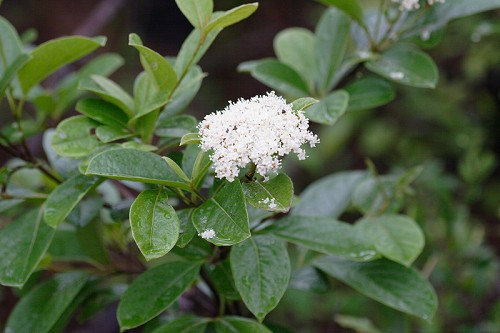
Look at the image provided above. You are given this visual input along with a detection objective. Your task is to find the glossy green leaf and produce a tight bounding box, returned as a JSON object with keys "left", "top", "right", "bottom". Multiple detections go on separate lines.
{"left": 245, "top": 59, "right": 309, "bottom": 97}
{"left": 155, "top": 115, "right": 198, "bottom": 138}
{"left": 76, "top": 98, "right": 129, "bottom": 127}
{"left": 182, "top": 144, "right": 211, "bottom": 188}
{"left": 180, "top": 132, "right": 201, "bottom": 145}
{"left": 0, "top": 208, "right": 55, "bottom": 287}
{"left": 117, "top": 261, "right": 201, "bottom": 330}
{"left": 205, "top": 3, "right": 258, "bottom": 32}
{"left": 162, "top": 65, "right": 205, "bottom": 115}
{"left": 18, "top": 36, "right": 105, "bottom": 94}
{"left": 172, "top": 236, "right": 212, "bottom": 260}
{"left": 130, "top": 188, "right": 180, "bottom": 260}
{"left": 345, "top": 76, "right": 395, "bottom": 111}
{"left": 352, "top": 175, "right": 403, "bottom": 215}
{"left": 274, "top": 28, "right": 316, "bottom": 87}
{"left": 313, "top": 257, "right": 438, "bottom": 321}
{"left": 85, "top": 148, "right": 190, "bottom": 189}
{"left": 305, "top": 90, "right": 349, "bottom": 125}
{"left": 192, "top": 180, "right": 250, "bottom": 246}
{"left": 5, "top": 272, "right": 88, "bottom": 333}
{"left": 293, "top": 170, "right": 366, "bottom": 218}
{"left": 291, "top": 97, "right": 319, "bottom": 111}
{"left": 0, "top": 53, "right": 30, "bottom": 99}
{"left": 176, "top": 209, "right": 197, "bottom": 248}
{"left": 95, "top": 125, "right": 133, "bottom": 143}
{"left": 316, "top": 0, "right": 364, "bottom": 24}
{"left": 215, "top": 316, "right": 272, "bottom": 333}
{"left": 175, "top": 28, "right": 220, "bottom": 76}
{"left": 270, "top": 216, "right": 377, "bottom": 261}
{"left": 315, "top": 8, "right": 350, "bottom": 91}
{"left": 132, "top": 72, "right": 170, "bottom": 122}
{"left": 129, "top": 33, "right": 177, "bottom": 92}
{"left": 153, "top": 315, "right": 208, "bottom": 333}
{"left": 51, "top": 115, "right": 102, "bottom": 158}
{"left": 163, "top": 156, "right": 191, "bottom": 182}
{"left": 44, "top": 174, "right": 102, "bottom": 228}
{"left": 365, "top": 47, "right": 438, "bottom": 88}
{"left": 206, "top": 259, "right": 240, "bottom": 300}
{"left": 357, "top": 215, "right": 425, "bottom": 266}
{"left": 242, "top": 173, "right": 293, "bottom": 212}
{"left": 231, "top": 235, "right": 290, "bottom": 322}
{"left": 175, "top": 0, "right": 213, "bottom": 28}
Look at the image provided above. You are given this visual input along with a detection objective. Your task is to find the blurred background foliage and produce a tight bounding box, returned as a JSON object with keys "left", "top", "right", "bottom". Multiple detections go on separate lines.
{"left": 0, "top": 0, "right": 499, "bottom": 332}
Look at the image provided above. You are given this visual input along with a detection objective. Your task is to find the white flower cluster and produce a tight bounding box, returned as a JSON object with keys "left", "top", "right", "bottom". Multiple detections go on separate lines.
{"left": 199, "top": 229, "right": 216, "bottom": 240}
{"left": 198, "top": 92, "right": 318, "bottom": 182}
{"left": 392, "top": 0, "right": 445, "bottom": 11}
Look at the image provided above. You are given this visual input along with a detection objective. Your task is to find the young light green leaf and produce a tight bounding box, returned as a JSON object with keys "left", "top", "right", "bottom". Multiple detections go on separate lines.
{"left": 0, "top": 208, "right": 55, "bottom": 287}
{"left": 0, "top": 53, "right": 30, "bottom": 99}
{"left": 305, "top": 90, "right": 349, "bottom": 126}
{"left": 231, "top": 234, "right": 290, "bottom": 322}
{"left": 130, "top": 188, "right": 180, "bottom": 261}
{"left": 44, "top": 174, "right": 102, "bottom": 228}
{"left": 291, "top": 97, "right": 319, "bottom": 111}
{"left": 162, "top": 156, "right": 191, "bottom": 182}
{"left": 316, "top": 0, "right": 364, "bottom": 24}
{"left": 175, "top": 0, "right": 213, "bottom": 28}
{"left": 153, "top": 315, "right": 209, "bottom": 333}
{"left": 345, "top": 76, "right": 395, "bottom": 111}
{"left": 95, "top": 125, "right": 133, "bottom": 143}
{"left": 315, "top": 8, "right": 350, "bottom": 91}
{"left": 274, "top": 28, "right": 316, "bottom": 88}
{"left": 313, "top": 257, "right": 437, "bottom": 321}
{"left": 18, "top": 36, "right": 106, "bottom": 94}
{"left": 192, "top": 180, "right": 250, "bottom": 246}
{"left": 270, "top": 216, "right": 377, "bottom": 261}
{"left": 117, "top": 261, "right": 201, "bottom": 330}
{"left": 129, "top": 33, "right": 177, "bottom": 92}
{"left": 204, "top": 3, "right": 258, "bottom": 33}
{"left": 180, "top": 132, "right": 201, "bottom": 145}
{"left": 175, "top": 29, "right": 220, "bottom": 76}
{"left": 76, "top": 98, "right": 129, "bottom": 127}
{"left": 365, "top": 47, "right": 438, "bottom": 88}
{"left": 5, "top": 272, "right": 88, "bottom": 333}
{"left": 357, "top": 215, "right": 425, "bottom": 266}
{"left": 293, "top": 170, "right": 366, "bottom": 218}
{"left": 215, "top": 316, "right": 272, "bottom": 333}
{"left": 242, "top": 173, "right": 293, "bottom": 212}
{"left": 51, "top": 115, "right": 102, "bottom": 158}
{"left": 85, "top": 148, "right": 190, "bottom": 190}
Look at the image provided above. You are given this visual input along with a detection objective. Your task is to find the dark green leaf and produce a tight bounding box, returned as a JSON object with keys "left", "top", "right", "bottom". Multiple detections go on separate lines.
{"left": 206, "top": 259, "right": 240, "bottom": 300}
{"left": 95, "top": 125, "right": 133, "bottom": 143}
{"left": 313, "top": 257, "right": 437, "bottom": 321}
{"left": 316, "top": 0, "right": 364, "bottom": 24}
{"left": 231, "top": 234, "right": 290, "bottom": 321}
{"left": 155, "top": 115, "right": 198, "bottom": 138}
{"left": 117, "top": 261, "right": 201, "bottom": 330}
{"left": 0, "top": 53, "right": 30, "bottom": 99}
{"left": 215, "top": 316, "right": 272, "bottom": 333}
{"left": 153, "top": 315, "right": 208, "bottom": 333}
{"left": 192, "top": 180, "right": 250, "bottom": 246}
{"left": 345, "top": 76, "right": 395, "bottom": 111}
{"left": 242, "top": 173, "right": 293, "bottom": 212}
{"left": 76, "top": 98, "right": 129, "bottom": 127}
{"left": 176, "top": 209, "right": 197, "bottom": 248}
{"left": 305, "top": 90, "right": 349, "bottom": 125}
{"left": 51, "top": 115, "right": 102, "bottom": 158}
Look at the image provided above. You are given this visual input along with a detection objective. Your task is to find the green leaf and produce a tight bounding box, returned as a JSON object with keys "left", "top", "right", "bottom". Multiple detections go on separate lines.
{"left": 117, "top": 261, "right": 201, "bottom": 330}
{"left": 182, "top": 144, "right": 211, "bottom": 188}
{"left": 315, "top": 8, "right": 350, "bottom": 92}
{"left": 316, "top": 0, "right": 364, "bottom": 25}
{"left": 352, "top": 175, "right": 403, "bottom": 215}
{"left": 51, "top": 115, "right": 102, "bottom": 158}
{"left": 274, "top": 28, "right": 316, "bottom": 87}
{"left": 270, "top": 216, "right": 377, "bottom": 261}
{"left": 95, "top": 125, "right": 133, "bottom": 143}
{"left": 130, "top": 188, "right": 180, "bottom": 261}
{"left": 0, "top": 208, "right": 55, "bottom": 287}
{"left": 85, "top": 148, "right": 190, "bottom": 190}
{"left": 192, "top": 180, "right": 250, "bottom": 246}
{"left": 365, "top": 47, "right": 438, "bottom": 88}
{"left": 305, "top": 90, "right": 349, "bottom": 125}
{"left": 231, "top": 234, "right": 290, "bottom": 322}
{"left": 132, "top": 72, "right": 170, "bottom": 122}
{"left": 242, "top": 173, "right": 293, "bottom": 213}
{"left": 175, "top": 28, "right": 220, "bottom": 76}
{"left": 162, "top": 65, "right": 205, "bottom": 115}
{"left": 153, "top": 315, "right": 208, "bottom": 333}
{"left": 345, "top": 76, "right": 395, "bottom": 111}
{"left": 357, "top": 215, "right": 425, "bottom": 266}
{"left": 0, "top": 16, "right": 24, "bottom": 68}
{"left": 215, "top": 316, "right": 272, "bottom": 333}
{"left": 155, "top": 115, "right": 198, "bottom": 138}
{"left": 176, "top": 209, "right": 197, "bottom": 248}
{"left": 18, "top": 36, "right": 106, "bottom": 94}
{"left": 163, "top": 156, "right": 191, "bottom": 182}
{"left": 175, "top": 0, "right": 213, "bottom": 28}
{"left": 44, "top": 174, "right": 102, "bottom": 228}
{"left": 5, "top": 272, "right": 88, "bottom": 333}
{"left": 76, "top": 98, "right": 129, "bottom": 127}
{"left": 205, "top": 3, "right": 258, "bottom": 33}
{"left": 180, "top": 132, "right": 201, "bottom": 145}
{"left": 206, "top": 259, "right": 240, "bottom": 300}
{"left": 245, "top": 59, "right": 309, "bottom": 98}
{"left": 313, "top": 257, "right": 437, "bottom": 321}
{"left": 293, "top": 170, "right": 366, "bottom": 218}
{"left": 291, "top": 97, "right": 319, "bottom": 111}
{"left": 0, "top": 53, "right": 30, "bottom": 99}
{"left": 129, "top": 33, "right": 177, "bottom": 92}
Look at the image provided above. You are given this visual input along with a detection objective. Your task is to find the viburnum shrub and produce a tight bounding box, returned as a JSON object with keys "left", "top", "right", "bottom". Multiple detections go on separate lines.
{"left": 0, "top": 0, "right": 499, "bottom": 332}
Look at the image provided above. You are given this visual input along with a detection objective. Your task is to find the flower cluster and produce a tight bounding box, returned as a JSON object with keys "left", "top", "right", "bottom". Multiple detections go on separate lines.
{"left": 392, "top": 0, "right": 445, "bottom": 11}
{"left": 198, "top": 92, "right": 319, "bottom": 182}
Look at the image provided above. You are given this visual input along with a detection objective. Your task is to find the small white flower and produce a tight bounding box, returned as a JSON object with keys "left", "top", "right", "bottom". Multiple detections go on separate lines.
{"left": 390, "top": 71, "right": 405, "bottom": 80}
{"left": 391, "top": 0, "right": 420, "bottom": 11}
{"left": 268, "top": 198, "right": 277, "bottom": 209}
{"left": 198, "top": 91, "right": 319, "bottom": 182}
{"left": 427, "top": 0, "right": 445, "bottom": 5}
{"left": 199, "top": 229, "right": 216, "bottom": 240}
{"left": 421, "top": 30, "right": 431, "bottom": 41}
